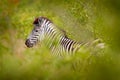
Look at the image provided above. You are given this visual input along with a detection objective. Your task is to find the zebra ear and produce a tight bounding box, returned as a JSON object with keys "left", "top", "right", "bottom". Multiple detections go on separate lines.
{"left": 33, "top": 17, "right": 43, "bottom": 26}
{"left": 33, "top": 18, "right": 39, "bottom": 25}
{"left": 38, "top": 18, "right": 44, "bottom": 26}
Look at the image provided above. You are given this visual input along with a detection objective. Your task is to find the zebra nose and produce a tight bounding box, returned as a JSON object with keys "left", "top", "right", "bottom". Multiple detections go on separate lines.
{"left": 25, "top": 39, "right": 33, "bottom": 48}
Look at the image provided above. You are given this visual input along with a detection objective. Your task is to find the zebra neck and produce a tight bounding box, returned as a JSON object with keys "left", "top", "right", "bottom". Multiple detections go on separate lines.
{"left": 44, "top": 27, "right": 64, "bottom": 48}
{"left": 44, "top": 25, "right": 81, "bottom": 54}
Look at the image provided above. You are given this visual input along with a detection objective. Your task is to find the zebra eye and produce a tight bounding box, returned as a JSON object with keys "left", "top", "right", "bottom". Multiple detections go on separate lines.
{"left": 35, "top": 30, "right": 38, "bottom": 32}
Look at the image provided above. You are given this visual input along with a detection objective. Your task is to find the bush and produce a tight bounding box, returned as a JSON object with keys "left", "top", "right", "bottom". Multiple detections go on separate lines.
{"left": 0, "top": 0, "right": 120, "bottom": 80}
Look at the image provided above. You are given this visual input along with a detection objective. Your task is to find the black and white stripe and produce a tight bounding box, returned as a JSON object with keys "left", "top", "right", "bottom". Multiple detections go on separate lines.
{"left": 25, "top": 16, "right": 104, "bottom": 56}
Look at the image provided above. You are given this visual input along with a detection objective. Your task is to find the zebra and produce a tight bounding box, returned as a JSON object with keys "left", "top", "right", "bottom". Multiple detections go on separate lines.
{"left": 25, "top": 16, "right": 104, "bottom": 57}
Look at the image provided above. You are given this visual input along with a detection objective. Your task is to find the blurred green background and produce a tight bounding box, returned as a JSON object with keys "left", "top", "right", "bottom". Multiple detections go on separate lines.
{"left": 0, "top": 0, "right": 120, "bottom": 80}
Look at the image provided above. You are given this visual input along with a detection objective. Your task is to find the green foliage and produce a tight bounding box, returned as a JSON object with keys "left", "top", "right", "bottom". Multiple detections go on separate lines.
{"left": 0, "top": 0, "right": 120, "bottom": 80}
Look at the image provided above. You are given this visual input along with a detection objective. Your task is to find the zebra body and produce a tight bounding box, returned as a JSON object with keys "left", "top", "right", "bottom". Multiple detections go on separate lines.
{"left": 25, "top": 17, "right": 104, "bottom": 56}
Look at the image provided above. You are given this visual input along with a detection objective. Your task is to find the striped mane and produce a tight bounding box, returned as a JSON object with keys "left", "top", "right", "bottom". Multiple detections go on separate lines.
{"left": 33, "top": 17, "right": 53, "bottom": 25}
{"left": 34, "top": 17, "right": 68, "bottom": 38}
{"left": 59, "top": 28, "right": 68, "bottom": 38}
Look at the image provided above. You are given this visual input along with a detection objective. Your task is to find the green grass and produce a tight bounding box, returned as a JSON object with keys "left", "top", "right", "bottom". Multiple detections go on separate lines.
{"left": 0, "top": 0, "right": 120, "bottom": 80}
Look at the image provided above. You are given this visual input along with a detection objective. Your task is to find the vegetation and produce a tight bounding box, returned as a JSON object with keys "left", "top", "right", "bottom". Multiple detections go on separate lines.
{"left": 0, "top": 0, "right": 120, "bottom": 80}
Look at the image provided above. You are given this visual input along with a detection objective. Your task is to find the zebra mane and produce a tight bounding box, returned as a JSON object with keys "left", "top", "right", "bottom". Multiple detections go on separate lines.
{"left": 59, "top": 28, "right": 69, "bottom": 38}
{"left": 33, "top": 16, "right": 53, "bottom": 25}
{"left": 40, "top": 16, "right": 53, "bottom": 23}
{"left": 40, "top": 17, "right": 69, "bottom": 38}
{"left": 33, "top": 16, "right": 68, "bottom": 38}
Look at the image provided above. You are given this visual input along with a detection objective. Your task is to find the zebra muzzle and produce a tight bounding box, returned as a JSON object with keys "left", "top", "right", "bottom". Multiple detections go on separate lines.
{"left": 25, "top": 39, "right": 33, "bottom": 48}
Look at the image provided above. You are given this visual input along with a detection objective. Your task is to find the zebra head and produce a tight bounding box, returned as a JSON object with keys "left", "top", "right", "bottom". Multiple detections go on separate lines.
{"left": 25, "top": 17, "right": 51, "bottom": 48}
